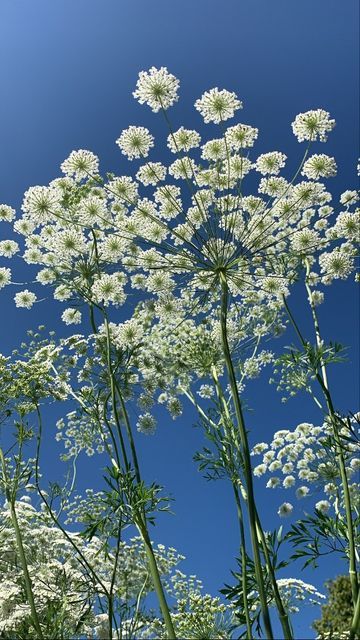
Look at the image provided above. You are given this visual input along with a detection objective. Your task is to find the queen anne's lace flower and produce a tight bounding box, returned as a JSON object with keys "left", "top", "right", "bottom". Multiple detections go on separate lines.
{"left": 319, "top": 247, "right": 354, "bottom": 281}
{"left": 0, "top": 267, "right": 11, "bottom": 289}
{"left": 302, "top": 154, "right": 337, "bottom": 180}
{"left": 61, "top": 308, "right": 82, "bottom": 325}
{"left": 14, "top": 289, "right": 37, "bottom": 308}
{"left": 61, "top": 149, "right": 99, "bottom": 179}
{"left": 278, "top": 502, "right": 293, "bottom": 517}
{"left": 292, "top": 109, "right": 336, "bottom": 142}
{"left": 0, "top": 204, "right": 16, "bottom": 222}
{"left": 167, "top": 127, "right": 201, "bottom": 153}
{"left": 195, "top": 88, "right": 242, "bottom": 124}
{"left": 116, "top": 126, "right": 154, "bottom": 160}
{"left": 0, "top": 240, "right": 19, "bottom": 258}
{"left": 255, "top": 152, "right": 287, "bottom": 175}
{"left": 225, "top": 123, "right": 258, "bottom": 149}
{"left": 136, "top": 162, "right": 166, "bottom": 186}
{"left": 315, "top": 500, "right": 330, "bottom": 514}
{"left": 133, "top": 66, "right": 179, "bottom": 112}
{"left": 137, "top": 412, "right": 157, "bottom": 435}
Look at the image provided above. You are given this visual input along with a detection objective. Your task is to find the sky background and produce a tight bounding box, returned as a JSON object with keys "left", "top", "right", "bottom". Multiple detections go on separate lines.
{"left": 0, "top": 1, "right": 359, "bottom": 637}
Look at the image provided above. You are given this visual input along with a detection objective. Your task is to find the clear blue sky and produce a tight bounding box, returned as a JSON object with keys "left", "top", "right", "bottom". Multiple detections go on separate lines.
{"left": 0, "top": 1, "right": 359, "bottom": 637}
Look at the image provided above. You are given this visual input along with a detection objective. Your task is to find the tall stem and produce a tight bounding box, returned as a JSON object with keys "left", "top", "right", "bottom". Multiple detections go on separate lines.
{"left": 219, "top": 274, "right": 274, "bottom": 640}
{"left": 232, "top": 484, "right": 254, "bottom": 639}
{"left": 283, "top": 290, "right": 358, "bottom": 607}
{"left": 101, "top": 316, "right": 176, "bottom": 639}
{"left": 255, "top": 510, "right": 293, "bottom": 640}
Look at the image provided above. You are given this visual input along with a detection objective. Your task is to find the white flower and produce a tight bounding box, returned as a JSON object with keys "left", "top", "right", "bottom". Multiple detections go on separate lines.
{"left": 254, "top": 464, "right": 267, "bottom": 477}
{"left": 0, "top": 204, "right": 16, "bottom": 222}
{"left": 319, "top": 247, "right": 354, "bottom": 281}
{"left": 137, "top": 413, "right": 157, "bottom": 435}
{"left": 225, "top": 123, "right": 258, "bottom": 149}
{"left": 61, "top": 149, "right": 99, "bottom": 179}
{"left": 308, "top": 290, "right": 324, "bottom": 306}
{"left": 195, "top": 88, "right": 242, "bottom": 124}
{"left": 0, "top": 267, "right": 11, "bottom": 289}
{"left": 278, "top": 502, "right": 293, "bottom": 517}
{"left": 340, "top": 190, "right": 358, "bottom": 206}
{"left": 255, "top": 152, "right": 287, "bottom": 176}
{"left": 22, "top": 186, "right": 62, "bottom": 225}
{"left": 302, "top": 154, "right": 337, "bottom": 180}
{"left": 296, "top": 486, "right": 310, "bottom": 499}
{"left": 133, "top": 66, "right": 179, "bottom": 112}
{"left": 315, "top": 500, "right": 330, "bottom": 514}
{"left": 0, "top": 240, "right": 19, "bottom": 258}
{"left": 167, "top": 127, "right": 201, "bottom": 153}
{"left": 136, "top": 162, "right": 166, "bottom": 186}
{"left": 283, "top": 475, "right": 296, "bottom": 488}
{"left": 61, "top": 308, "right": 82, "bottom": 325}
{"left": 116, "top": 126, "right": 154, "bottom": 160}
{"left": 291, "top": 109, "right": 336, "bottom": 142}
{"left": 266, "top": 477, "right": 280, "bottom": 489}
{"left": 291, "top": 228, "right": 319, "bottom": 254}
{"left": 14, "top": 289, "right": 37, "bottom": 309}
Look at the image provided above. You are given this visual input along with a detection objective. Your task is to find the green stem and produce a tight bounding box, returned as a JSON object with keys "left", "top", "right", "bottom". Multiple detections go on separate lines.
{"left": 219, "top": 274, "right": 274, "bottom": 640}
{"left": 101, "top": 316, "right": 176, "bottom": 639}
{"left": 137, "top": 522, "right": 177, "bottom": 639}
{"left": 350, "top": 589, "right": 360, "bottom": 640}
{"left": 255, "top": 511, "right": 293, "bottom": 640}
{"left": 232, "top": 484, "right": 253, "bottom": 639}
{"left": 283, "top": 290, "right": 359, "bottom": 607}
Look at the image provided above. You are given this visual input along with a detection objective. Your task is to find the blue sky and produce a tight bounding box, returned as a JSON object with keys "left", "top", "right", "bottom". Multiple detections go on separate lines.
{"left": 0, "top": 1, "right": 359, "bottom": 637}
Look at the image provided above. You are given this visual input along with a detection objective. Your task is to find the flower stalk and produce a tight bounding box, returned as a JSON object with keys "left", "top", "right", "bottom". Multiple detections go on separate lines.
{"left": 219, "top": 273, "right": 274, "bottom": 640}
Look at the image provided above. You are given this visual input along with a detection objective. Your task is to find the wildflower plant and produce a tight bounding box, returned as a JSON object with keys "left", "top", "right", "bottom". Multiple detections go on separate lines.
{"left": 0, "top": 66, "right": 359, "bottom": 639}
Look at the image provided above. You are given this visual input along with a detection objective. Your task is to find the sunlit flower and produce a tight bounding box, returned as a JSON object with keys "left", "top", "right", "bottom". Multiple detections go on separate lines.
{"left": 195, "top": 88, "right": 242, "bottom": 124}
{"left": 133, "top": 66, "right": 179, "bottom": 112}
{"left": 61, "top": 308, "right": 82, "bottom": 325}
{"left": 61, "top": 149, "right": 99, "bottom": 180}
{"left": 291, "top": 109, "right": 335, "bottom": 142}
{"left": 278, "top": 502, "right": 293, "bottom": 517}
{"left": 14, "top": 289, "right": 37, "bottom": 308}
{"left": 116, "top": 126, "right": 154, "bottom": 160}
{"left": 167, "top": 127, "right": 201, "bottom": 153}
{"left": 0, "top": 267, "right": 11, "bottom": 289}
{"left": 302, "top": 154, "right": 337, "bottom": 180}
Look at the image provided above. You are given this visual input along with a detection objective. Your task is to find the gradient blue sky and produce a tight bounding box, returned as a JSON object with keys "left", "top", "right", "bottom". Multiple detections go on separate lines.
{"left": 0, "top": 1, "right": 359, "bottom": 637}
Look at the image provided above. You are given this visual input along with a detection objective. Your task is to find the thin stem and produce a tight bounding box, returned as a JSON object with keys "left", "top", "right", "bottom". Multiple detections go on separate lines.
{"left": 219, "top": 274, "right": 274, "bottom": 640}
{"left": 232, "top": 484, "right": 253, "bottom": 639}
{"left": 255, "top": 511, "right": 293, "bottom": 640}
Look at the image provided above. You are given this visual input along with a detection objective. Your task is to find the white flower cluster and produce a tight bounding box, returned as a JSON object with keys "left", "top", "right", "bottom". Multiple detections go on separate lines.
{"left": 252, "top": 418, "right": 360, "bottom": 518}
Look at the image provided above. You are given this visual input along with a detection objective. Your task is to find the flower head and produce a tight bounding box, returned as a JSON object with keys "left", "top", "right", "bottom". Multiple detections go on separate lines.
{"left": 61, "top": 149, "right": 99, "bottom": 180}
{"left": 116, "top": 126, "right": 154, "bottom": 160}
{"left": 133, "top": 67, "right": 179, "bottom": 112}
{"left": 302, "top": 154, "right": 337, "bottom": 180}
{"left": 195, "top": 88, "right": 242, "bottom": 124}
{"left": 278, "top": 502, "right": 293, "bottom": 517}
{"left": 292, "top": 109, "right": 335, "bottom": 142}
{"left": 14, "top": 289, "right": 37, "bottom": 309}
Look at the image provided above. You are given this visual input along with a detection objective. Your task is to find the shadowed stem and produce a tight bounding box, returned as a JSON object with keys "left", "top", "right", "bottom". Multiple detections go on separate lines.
{"left": 219, "top": 273, "right": 274, "bottom": 640}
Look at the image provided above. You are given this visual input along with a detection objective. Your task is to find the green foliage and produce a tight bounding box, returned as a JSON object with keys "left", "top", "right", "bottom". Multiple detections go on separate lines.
{"left": 312, "top": 575, "right": 356, "bottom": 639}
